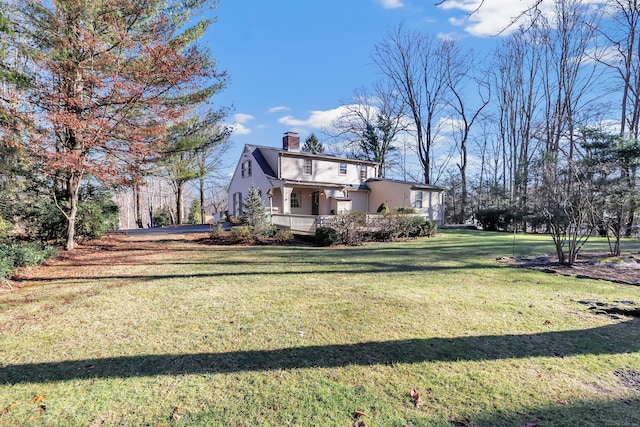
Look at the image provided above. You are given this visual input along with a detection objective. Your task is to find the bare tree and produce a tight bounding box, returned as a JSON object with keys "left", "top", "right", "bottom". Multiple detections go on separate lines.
{"left": 599, "top": 0, "right": 640, "bottom": 236}
{"left": 445, "top": 45, "right": 491, "bottom": 222}
{"left": 330, "top": 82, "right": 406, "bottom": 177}
{"left": 372, "top": 27, "right": 452, "bottom": 184}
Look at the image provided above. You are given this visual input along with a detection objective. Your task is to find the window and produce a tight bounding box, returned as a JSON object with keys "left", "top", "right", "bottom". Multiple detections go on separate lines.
{"left": 290, "top": 191, "right": 301, "bottom": 208}
{"left": 339, "top": 162, "right": 347, "bottom": 175}
{"left": 360, "top": 165, "right": 367, "bottom": 179}
{"left": 241, "top": 160, "right": 252, "bottom": 177}
{"left": 415, "top": 191, "right": 423, "bottom": 209}
{"left": 304, "top": 159, "right": 313, "bottom": 175}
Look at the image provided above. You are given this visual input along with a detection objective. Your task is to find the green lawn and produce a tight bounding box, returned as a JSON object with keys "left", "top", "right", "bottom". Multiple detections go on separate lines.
{"left": 1, "top": 230, "right": 640, "bottom": 426}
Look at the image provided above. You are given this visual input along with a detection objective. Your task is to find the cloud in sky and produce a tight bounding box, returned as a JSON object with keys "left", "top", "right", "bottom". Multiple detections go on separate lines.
{"left": 440, "top": 0, "right": 607, "bottom": 37}
{"left": 268, "top": 106, "right": 290, "bottom": 113}
{"left": 230, "top": 113, "right": 254, "bottom": 135}
{"left": 234, "top": 113, "right": 255, "bottom": 123}
{"left": 278, "top": 106, "right": 349, "bottom": 130}
{"left": 379, "top": 0, "right": 404, "bottom": 9}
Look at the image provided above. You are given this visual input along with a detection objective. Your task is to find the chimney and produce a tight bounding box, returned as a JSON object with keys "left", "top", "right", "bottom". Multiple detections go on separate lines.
{"left": 282, "top": 131, "right": 300, "bottom": 152}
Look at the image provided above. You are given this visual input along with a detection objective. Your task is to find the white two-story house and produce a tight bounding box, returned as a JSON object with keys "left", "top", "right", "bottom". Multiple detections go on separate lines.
{"left": 227, "top": 132, "right": 445, "bottom": 226}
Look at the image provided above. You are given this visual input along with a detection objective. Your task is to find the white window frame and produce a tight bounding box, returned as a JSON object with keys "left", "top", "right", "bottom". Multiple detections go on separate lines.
{"left": 415, "top": 190, "right": 423, "bottom": 209}
{"left": 360, "top": 165, "right": 367, "bottom": 179}
{"left": 290, "top": 191, "right": 301, "bottom": 208}
{"left": 304, "top": 159, "right": 313, "bottom": 175}
{"left": 339, "top": 162, "right": 347, "bottom": 175}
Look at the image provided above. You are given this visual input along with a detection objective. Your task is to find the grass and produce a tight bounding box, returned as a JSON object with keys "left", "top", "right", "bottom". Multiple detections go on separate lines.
{"left": 0, "top": 229, "right": 639, "bottom": 426}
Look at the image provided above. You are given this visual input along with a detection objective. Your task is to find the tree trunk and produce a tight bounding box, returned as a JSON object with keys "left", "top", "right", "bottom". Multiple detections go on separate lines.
{"left": 135, "top": 184, "right": 143, "bottom": 228}
{"left": 176, "top": 181, "right": 184, "bottom": 224}
{"left": 65, "top": 173, "right": 81, "bottom": 251}
{"left": 199, "top": 176, "right": 205, "bottom": 224}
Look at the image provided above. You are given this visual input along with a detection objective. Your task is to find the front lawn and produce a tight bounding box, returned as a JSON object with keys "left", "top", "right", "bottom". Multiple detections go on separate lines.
{"left": 1, "top": 230, "right": 639, "bottom": 426}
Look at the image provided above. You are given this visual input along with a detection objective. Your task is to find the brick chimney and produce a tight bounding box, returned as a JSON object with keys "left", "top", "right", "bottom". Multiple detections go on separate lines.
{"left": 282, "top": 131, "right": 300, "bottom": 152}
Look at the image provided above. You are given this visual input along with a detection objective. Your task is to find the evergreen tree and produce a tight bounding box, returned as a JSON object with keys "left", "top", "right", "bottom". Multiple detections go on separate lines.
{"left": 302, "top": 133, "right": 324, "bottom": 154}
{"left": 242, "top": 187, "right": 270, "bottom": 238}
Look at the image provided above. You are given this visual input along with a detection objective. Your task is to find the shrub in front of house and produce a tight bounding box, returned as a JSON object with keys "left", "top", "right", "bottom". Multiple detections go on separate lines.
{"left": 327, "top": 211, "right": 366, "bottom": 246}
{"left": 273, "top": 228, "right": 294, "bottom": 243}
{"left": 231, "top": 225, "right": 253, "bottom": 243}
{"left": 315, "top": 226, "right": 337, "bottom": 246}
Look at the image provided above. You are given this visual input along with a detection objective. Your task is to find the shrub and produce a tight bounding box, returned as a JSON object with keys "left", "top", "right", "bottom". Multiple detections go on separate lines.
{"left": 211, "top": 223, "right": 225, "bottom": 239}
{"left": 0, "top": 241, "right": 57, "bottom": 283}
{"left": 327, "top": 211, "right": 366, "bottom": 246}
{"left": 475, "top": 207, "right": 515, "bottom": 231}
{"left": 231, "top": 225, "right": 252, "bottom": 243}
{"left": 154, "top": 206, "right": 174, "bottom": 227}
{"left": 394, "top": 206, "right": 417, "bottom": 214}
{"left": 242, "top": 187, "right": 270, "bottom": 238}
{"left": 273, "top": 228, "right": 294, "bottom": 243}
{"left": 315, "top": 226, "right": 337, "bottom": 246}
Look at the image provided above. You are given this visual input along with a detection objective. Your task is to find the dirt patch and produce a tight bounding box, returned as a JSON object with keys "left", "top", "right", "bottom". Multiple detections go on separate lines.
{"left": 500, "top": 253, "right": 640, "bottom": 286}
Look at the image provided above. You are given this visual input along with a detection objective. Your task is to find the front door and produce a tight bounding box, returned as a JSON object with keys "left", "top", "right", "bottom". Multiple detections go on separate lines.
{"left": 312, "top": 191, "right": 319, "bottom": 215}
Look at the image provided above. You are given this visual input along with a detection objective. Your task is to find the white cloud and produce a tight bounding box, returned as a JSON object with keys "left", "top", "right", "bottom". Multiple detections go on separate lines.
{"left": 228, "top": 113, "right": 254, "bottom": 135}
{"left": 379, "top": 0, "right": 404, "bottom": 9}
{"left": 278, "top": 106, "right": 350, "bottom": 129}
{"left": 234, "top": 113, "right": 254, "bottom": 124}
{"left": 268, "top": 106, "right": 290, "bottom": 113}
{"left": 231, "top": 123, "right": 252, "bottom": 135}
{"left": 440, "top": 0, "right": 603, "bottom": 37}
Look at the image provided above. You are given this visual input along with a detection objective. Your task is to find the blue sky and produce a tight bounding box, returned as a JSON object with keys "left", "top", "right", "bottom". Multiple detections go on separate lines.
{"left": 205, "top": 0, "right": 540, "bottom": 175}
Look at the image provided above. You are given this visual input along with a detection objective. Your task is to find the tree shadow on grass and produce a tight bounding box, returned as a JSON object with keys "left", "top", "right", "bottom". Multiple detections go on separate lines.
{"left": 2, "top": 319, "right": 639, "bottom": 385}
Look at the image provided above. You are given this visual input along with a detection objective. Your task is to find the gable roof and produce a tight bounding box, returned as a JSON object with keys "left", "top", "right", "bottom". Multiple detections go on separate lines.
{"left": 245, "top": 145, "right": 277, "bottom": 179}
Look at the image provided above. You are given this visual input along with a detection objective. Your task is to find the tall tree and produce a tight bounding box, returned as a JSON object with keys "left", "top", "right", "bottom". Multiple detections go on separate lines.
{"left": 161, "top": 109, "right": 230, "bottom": 224}
{"left": 372, "top": 27, "right": 452, "bottom": 184}
{"left": 7, "top": 0, "right": 222, "bottom": 249}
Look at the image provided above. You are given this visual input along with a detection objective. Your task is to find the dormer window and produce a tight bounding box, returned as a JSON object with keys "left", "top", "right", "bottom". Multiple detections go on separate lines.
{"left": 241, "top": 160, "right": 252, "bottom": 177}
{"left": 304, "top": 158, "right": 313, "bottom": 175}
{"left": 339, "top": 162, "right": 347, "bottom": 175}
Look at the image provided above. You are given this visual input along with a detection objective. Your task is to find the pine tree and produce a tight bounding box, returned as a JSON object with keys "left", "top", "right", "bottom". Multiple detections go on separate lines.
{"left": 302, "top": 133, "right": 324, "bottom": 154}
{"left": 242, "top": 187, "right": 270, "bottom": 238}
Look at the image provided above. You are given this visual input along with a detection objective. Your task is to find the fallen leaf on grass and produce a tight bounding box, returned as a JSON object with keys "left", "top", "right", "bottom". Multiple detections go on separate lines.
{"left": 556, "top": 399, "right": 569, "bottom": 405}
{"left": 543, "top": 320, "right": 552, "bottom": 325}
{"left": 1, "top": 403, "right": 19, "bottom": 415}
{"left": 30, "top": 394, "right": 46, "bottom": 404}
{"left": 449, "top": 415, "right": 471, "bottom": 426}
{"left": 171, "top": 406, "right": 182, "bottom": 421}
{"left": 37, "top": 405, "right": 46, "bottom": 413}
{"left": 525, "top": 420, "right": 540, "bottom": 427}
{"left": 354, "top": 409, "right": 366, "bottom": 417}
{"left": 410, "top": 389, "right": 423, "bottom": 407}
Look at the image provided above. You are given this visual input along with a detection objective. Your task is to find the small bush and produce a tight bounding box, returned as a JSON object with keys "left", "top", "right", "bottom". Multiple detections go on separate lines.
{"left": 0, "top": 241, "right": 57, "bottom": 282}
{"left": 273, "top": 228, "right": 294, "bottom": 243}
{"left": 394, "top": 206, "right": 417, "bottom": 214}
{"left": 211, "top": 223, "right": 225, "bottom": 239}
{"left": 326, "top": 211, "right": 366, "bottom": 246}
{"left": 315, "top": 226, "right": 337, "bottom": 246}
{"left": 231, "top": 225, "right": 252, "bottom": 243}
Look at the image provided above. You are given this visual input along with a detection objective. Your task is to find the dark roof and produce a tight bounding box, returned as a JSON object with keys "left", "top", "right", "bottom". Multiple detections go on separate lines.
{"left": 246, "top": 145, "right": 277, "bottom": 179}
{"left": 365, "top": 177, "right": 446, "bottom": 191}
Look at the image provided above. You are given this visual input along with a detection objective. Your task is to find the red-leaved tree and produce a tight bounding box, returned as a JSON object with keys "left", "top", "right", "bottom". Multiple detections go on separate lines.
{"left": 11, "top": 0, "right": 221, "bottom": 249}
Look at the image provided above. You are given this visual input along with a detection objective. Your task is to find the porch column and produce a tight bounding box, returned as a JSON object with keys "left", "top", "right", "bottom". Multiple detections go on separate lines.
{"left": 282, "top": 187, "right": 293, "bottom": 215}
